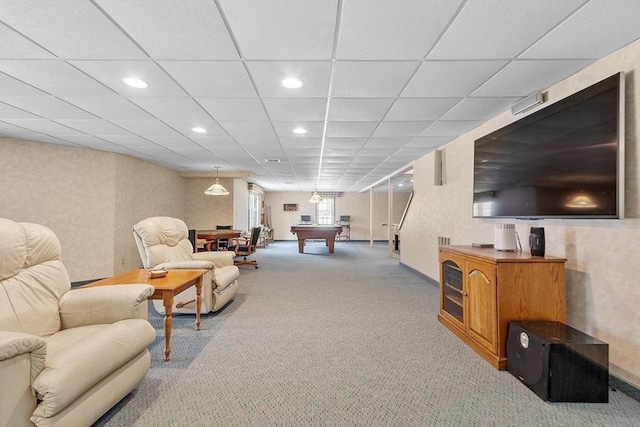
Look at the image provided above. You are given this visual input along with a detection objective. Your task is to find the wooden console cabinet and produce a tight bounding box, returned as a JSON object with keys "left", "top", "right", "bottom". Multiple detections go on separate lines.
{"left": 438, "top": 246, "right": 566, "bottom": 370}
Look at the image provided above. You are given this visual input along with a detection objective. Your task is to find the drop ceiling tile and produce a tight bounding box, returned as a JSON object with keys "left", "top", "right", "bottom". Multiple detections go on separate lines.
{"left": 246, "top": 61, "right": 331, "bottom": 97}
{"left": 220, "top": 0, "right": 338, "bottom": 59}
{"left": 159, "top": 61, "right": 257, "bottom": 97}
{"left": 59, "top": 97, "right": 154, "bottom": 120}
{"left": 337, "top": 0, "right": 462, "bottom": 59}
{"left": 98, "top": 135, "right": 155, "bottom": 146}
{"left": 472, "top": 60, "right": 593, "bottom": 97}
{"left": 0, "top": 73, "right": 48, "bottom": 96}
{"left": 420, "top": 120, "right": 484, "bottom": 137}
{"left": 145, "top": 135, "right": 199, "bottom": 148}
{"left": 234, "top": 135, "right": 280, "bottom": 149}
{"left": 172, "top": 146, "right": 218, "bottom": 159}
{"left": 0, "top": 121, "right": 46, "bottom": 139}
{"left": 394, "top": 147, "right": 435, "bottom": 157}
{"left": 328, "top": 99, "right": 394, "bottom": 121}
{"left": 325, "top": 122, "right": 378, "bottom": 138}
{"left": 401, "top": 61, "right": 507, "bottom": 97}
{"left": 95, "top": 0, "right": 239, "bottom": 59}
{"left": 129, "top": 145, "right": 179, "bottom": 156}
{"left": 189, "top": 136, "right": 240, "bottom": 150}
{"left": 273, "top": 122, "right": 325, "bottom": 138}
{"left": 0, "top": 23, "right": 55, "bottom": 59}
{"left": 218, "top": 121, "right": 277, "bottom": 139}
{"left": 1, "top": 119, "right": 86, "bottom": 136}
{"left": 128, "top": 98, "right": 211, "bottom": 121}
{"left": 0, "top": 102, "right": 42, "bottom": 119}
{"left": 163, "top": 120, "right": 228, "bottom": 137}
{"left": 440, "top": 97, "right": 519, "bottom": 120}
{"left": 54, "top": 119, "right": 132, "bottom": 135}
{"left": 406, "top": 136, "right": 452, "bottom": 148}
{"left": 108, "top": 120, "right": 180, "bottom": 136}
{"left": 520, "top": 0, "right": 640, "bottom": 59}
{"left": 211, "top": 147, "right": 255, "bottom": 160}
{"left": 262, "top": 98, "right": 327, "bottom": 121}
{"left": 427, "top": 0, "right": 584, "bottom": 59}
{"left": 0, "top": 60, "right": 116, "bottom": 97}
{"left": 70, "top": 60, "right": 187, "bottom": 97}
{"left": 358, "top": 146, "right": 397, "bottom": 156}
{"left": 365, "top": 137, "right": 413, "bottom": 148}
{"left": 324, "top": 137, "right": 368, "bottom": 149}
{"left": 250, "top": 148, "right": 286, "bottom": 159}
{"left": 1, "top": 96, "right": 97, "bottom": 119}
{"left": 323, "top": 147, "right": 360, "bottom": 157}
{"left": 332, "top": 61, "right": 420, "bottom": 97}
{"left": 373, "top": 121, "right": 431, "bottom": 137}
{"left": 282, "top": 138, "right": 322, "bottom": 149}
{"left": 197, "top": 98, "right": 268, "bottom": 121}
{"left": 386, "top": 98, "right": 462, "bottom": 121}
{"left": 57, "top": 135, "right": 119, "bottom": 149}
{"left": 0, "top": 0, "right": 147, "bottom": 59}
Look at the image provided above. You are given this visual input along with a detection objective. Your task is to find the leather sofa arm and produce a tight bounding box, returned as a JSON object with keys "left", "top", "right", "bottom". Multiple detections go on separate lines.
{"left": 0, "top": 332, "right": 47, "bottom": 426}
{"left": 193, "top": 250, "right": 235, "bottom": 268}
{"left": 155, "top": 260, "right": 215, "bottom": 270}
{"left": 0, "top": 331, "right": 47, "bottom": 383}
{"left": 59, "top": 284, "right": 154, "bottom": 329}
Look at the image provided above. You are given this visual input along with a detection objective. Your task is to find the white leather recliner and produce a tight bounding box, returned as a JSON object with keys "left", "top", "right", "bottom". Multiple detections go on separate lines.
{"left": 132, "top": 216, "right": 240, "bottom": 314}
{"left": 0, "top": 218, "right": 156, "bottom": 427}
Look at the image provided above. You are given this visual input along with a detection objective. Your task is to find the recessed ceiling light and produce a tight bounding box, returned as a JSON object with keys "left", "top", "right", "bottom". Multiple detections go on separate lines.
{"left": 293, "top": 127, "right": 307, "bottom": 134}
{"left": 282, "top": 77, "right": 303, "bottom": 89}
{"left": 192, "top": 127, "right": 207, "bottom": 133}
{"left": 122, "top": 77, "right": 148, "bottom": 88}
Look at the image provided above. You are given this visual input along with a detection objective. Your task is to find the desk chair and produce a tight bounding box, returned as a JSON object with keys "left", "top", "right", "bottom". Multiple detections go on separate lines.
{"left": 229, "top": 227, "right": 261, "bottom": 269}
{"left": 300, "top": 215, "right": 312, "bottom": 225}
{"left": 337, "top": 215, "right": 350, "bottom": 241}
{"left": 216, "top": 225, "right": 233, "bottom": 250}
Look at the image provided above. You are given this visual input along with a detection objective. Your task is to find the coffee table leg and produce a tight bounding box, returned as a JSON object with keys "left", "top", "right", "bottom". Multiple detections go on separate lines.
{"left": 163, "top": 293, "right": 173, "bottom": 362}
{"left": 195, "top": 277, "right": 202, "bottom": 331}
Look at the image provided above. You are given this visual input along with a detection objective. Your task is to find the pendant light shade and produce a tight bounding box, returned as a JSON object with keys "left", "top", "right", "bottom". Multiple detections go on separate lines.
{"left": 204, "top": 167, "right": 229, "bottom": 196}
{"left": 309, "top": 187, "right": 323, "bottom": 203}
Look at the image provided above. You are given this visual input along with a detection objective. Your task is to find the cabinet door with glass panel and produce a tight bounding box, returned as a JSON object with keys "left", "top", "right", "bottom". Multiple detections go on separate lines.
{"left": 439, "top": 254, "right": 464, "bottom": 325}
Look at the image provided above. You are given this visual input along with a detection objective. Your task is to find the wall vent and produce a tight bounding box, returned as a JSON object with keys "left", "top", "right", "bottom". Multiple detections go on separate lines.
{"left": 438, "top": 236, "right": 451, "bottom": 246}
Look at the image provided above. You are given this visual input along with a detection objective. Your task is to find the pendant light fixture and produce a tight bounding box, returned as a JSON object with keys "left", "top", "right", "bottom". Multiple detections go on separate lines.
{"left": 204, "top": 167, "right": 229, "bottom": 196}
{"left": 309, "top": 186, "right": 323, "bottom": 203}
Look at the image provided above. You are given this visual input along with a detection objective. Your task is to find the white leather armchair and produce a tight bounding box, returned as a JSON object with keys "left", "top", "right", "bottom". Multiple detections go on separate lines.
{"left": 132, "top": 217, "right": 240, "bottom": 314}
{"left": 0, "top": 218, "right": 156, "bottom": 427}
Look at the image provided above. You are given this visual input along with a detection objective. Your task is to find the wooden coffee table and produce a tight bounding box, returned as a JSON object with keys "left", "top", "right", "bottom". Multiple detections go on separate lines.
{"left": 82, "top": 269, "right": 207, "bottom": 362}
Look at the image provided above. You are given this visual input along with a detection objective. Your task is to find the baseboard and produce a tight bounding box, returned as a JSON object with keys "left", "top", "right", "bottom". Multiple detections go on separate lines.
{"left": 610, "top": 374, "right": 640, "bottom": 402}
{"left": 399, "top": 262, "right": 438, "bottom": 287}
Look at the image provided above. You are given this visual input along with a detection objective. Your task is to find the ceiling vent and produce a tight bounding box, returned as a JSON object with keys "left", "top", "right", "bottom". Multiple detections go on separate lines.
{"left": 264, "top": 158, "right": 281, "bottom": 163}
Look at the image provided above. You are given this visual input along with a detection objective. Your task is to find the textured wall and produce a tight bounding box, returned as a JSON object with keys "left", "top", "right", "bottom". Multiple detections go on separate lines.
{"left": 0, "top": 138, "right": 117, "bottom": 281}
{"left": 0, "top": 137, "right": 187, "bottom": 281}
{"left": 400, "top": 40, "right": 640, "bottom": 386}
{"left": 184, "top": 177, "right": 235, "bottom": 230}
{"left": 113, "top": 154, "right": 186, "bottom": 274}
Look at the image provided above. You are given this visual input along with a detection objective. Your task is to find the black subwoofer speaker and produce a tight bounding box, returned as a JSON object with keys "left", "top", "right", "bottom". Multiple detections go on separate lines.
{"left": 507, "top": 321, "right": 609, "bottom": 402}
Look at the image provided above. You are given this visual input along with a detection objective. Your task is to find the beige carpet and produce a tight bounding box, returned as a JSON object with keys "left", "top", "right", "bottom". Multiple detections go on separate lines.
{"left": 94, "top": 241, "right": 640, "bottom": 426}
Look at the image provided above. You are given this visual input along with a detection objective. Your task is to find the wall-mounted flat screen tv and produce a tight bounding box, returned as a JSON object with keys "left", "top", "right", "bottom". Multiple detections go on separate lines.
{"left": 473, "top": 72, "right": 625, "bottom": 219}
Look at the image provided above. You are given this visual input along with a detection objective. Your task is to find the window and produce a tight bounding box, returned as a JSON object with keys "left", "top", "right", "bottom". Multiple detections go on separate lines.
{"left": 315, "top": 198, "right": 334, "bottom": 224}
{"left": 248, "top": 191, "right": 261, "bottom": 228}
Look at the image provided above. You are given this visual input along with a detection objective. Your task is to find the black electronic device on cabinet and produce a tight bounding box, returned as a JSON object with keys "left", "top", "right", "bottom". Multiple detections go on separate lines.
{"left": 529, "top": 227, "right": 545, "bottom": 256}
{"left": 507, "top": 321, "right": 609, "bottom": 403}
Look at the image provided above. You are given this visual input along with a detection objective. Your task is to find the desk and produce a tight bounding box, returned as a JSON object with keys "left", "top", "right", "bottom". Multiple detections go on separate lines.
{"left": 290, "top": 225, "right": 342, "bottom": 254}
{"left": 197, "top": 230, "right": 241, "bottom": 251}
{"left": 82, "top": 269, "right": 207, "bottom": 362}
